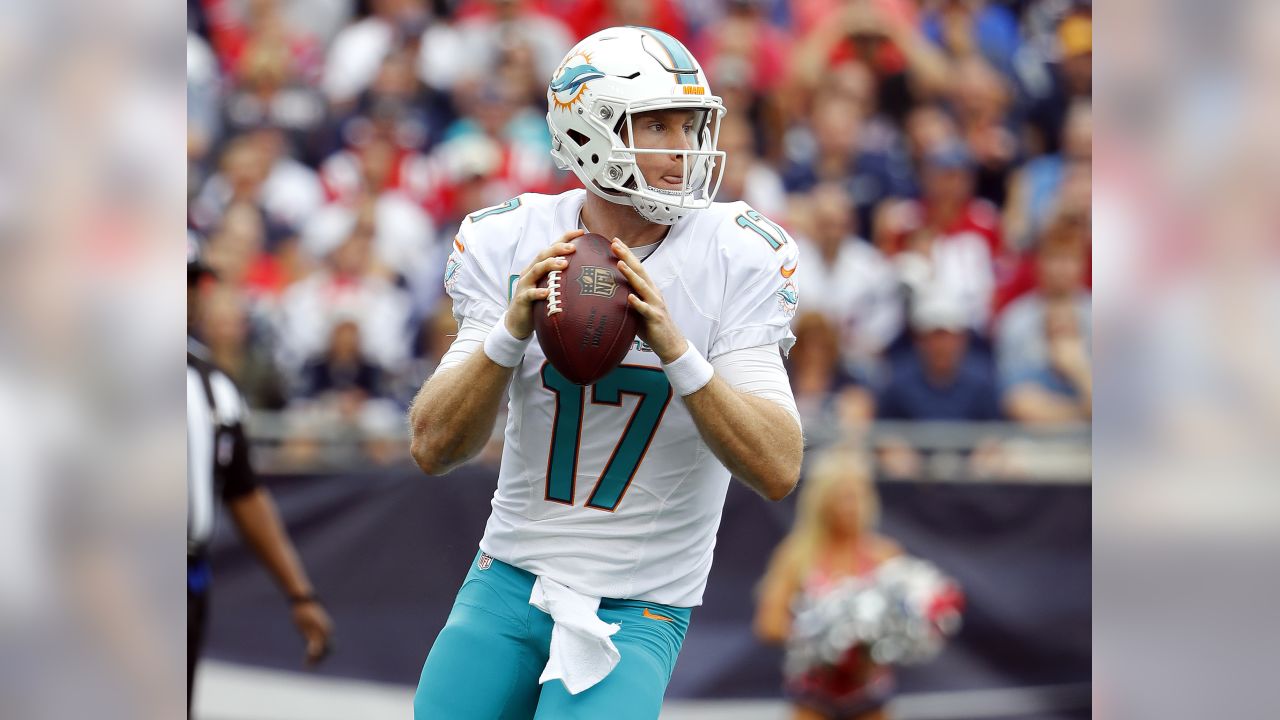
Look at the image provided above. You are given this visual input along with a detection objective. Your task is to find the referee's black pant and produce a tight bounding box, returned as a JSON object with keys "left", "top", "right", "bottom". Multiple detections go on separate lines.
{"left": 187, "top": 584, "right": 209, "bottom": 718}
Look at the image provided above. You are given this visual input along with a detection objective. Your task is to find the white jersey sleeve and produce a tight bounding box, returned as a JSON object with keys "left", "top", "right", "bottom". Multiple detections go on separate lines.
{"left": 443, "top": 197, "right": 530, "bottom": 328}
{"left": 709, "top": 202, "right": 801, "bottom": 359}
{"left": 713, "top": 344, "right": 801, "bottom": 431}
{"left": 434, "top": 316, "right": 491, "bottom": 374}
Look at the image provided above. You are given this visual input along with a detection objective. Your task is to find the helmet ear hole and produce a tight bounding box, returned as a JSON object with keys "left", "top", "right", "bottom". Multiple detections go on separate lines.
{"left": 567, "top": 129, "right": 591, "bottom": 146}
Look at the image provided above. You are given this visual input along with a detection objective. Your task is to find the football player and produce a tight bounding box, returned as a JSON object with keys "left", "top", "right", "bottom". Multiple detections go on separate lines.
{"left": 410, "top": 26, "right": 803, "bottom": 719}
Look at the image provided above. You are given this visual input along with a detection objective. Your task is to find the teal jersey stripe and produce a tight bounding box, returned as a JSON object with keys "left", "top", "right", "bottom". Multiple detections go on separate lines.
{"left": 468, "top": 197, "right": 521, "bottom": 223}
{"left": 640, "top": 27, "right": 699, "bottom": 85}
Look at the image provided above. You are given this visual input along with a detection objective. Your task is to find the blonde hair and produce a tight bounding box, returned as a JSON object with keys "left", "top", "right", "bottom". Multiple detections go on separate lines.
{"left": 773, "top": 446, "right": 880, "bottom": 581}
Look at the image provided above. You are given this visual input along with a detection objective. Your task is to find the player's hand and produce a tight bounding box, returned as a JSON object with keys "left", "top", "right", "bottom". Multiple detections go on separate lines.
{"left": 505, "top": 229, "right": 584, "bottom": 340}
{"left": 292, "top": 600, "right": 334, "bottom": 667}
{"left": 612, "top": 238, "right": 688, "bottom": 364}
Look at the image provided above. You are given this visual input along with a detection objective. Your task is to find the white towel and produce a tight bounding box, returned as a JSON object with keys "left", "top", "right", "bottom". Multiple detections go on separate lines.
{"left": 528, "top": 576, "right": 621, "bottom": 694}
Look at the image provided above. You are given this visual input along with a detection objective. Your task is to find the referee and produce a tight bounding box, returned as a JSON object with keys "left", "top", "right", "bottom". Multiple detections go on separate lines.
{"left": 187, "top": 234, "right": 333, "bottom": 716}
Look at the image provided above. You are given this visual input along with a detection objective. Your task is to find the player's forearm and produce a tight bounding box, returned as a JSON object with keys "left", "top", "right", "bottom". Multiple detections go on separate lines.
{"left": 408, "top": 350, "right": 513, "bottom": 475}
{"left": 682, "top": 375, "right": 802, "bottom": 501}
{"left": 228, "top": 488, "right": 314, "bottom": 599}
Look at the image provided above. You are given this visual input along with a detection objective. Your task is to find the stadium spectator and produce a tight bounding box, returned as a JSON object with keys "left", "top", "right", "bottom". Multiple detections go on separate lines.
{"left": 435, "top": 0, "right": 575, "bottom": 95}
{"left": 995, "top": 191, "right": 1091, "bottom": 314}
{"left": 1001, "top": 298, "right": 1092, "bottom": 424}
{"left": 282, "top": 316, "right": 408, "bottom": 466}
{"left": 203, "top": 201, "right": 298, "bottom": 301}
{"left": 299, "top": 317, "right": 389, "bottom": 401}
{"left": 876, "top": 290, "right": 1000, "bottom": 421}
{"left": 273, "top": 0, "right": 354, "bottom": 47}
{"left": 787, "top": 312, "right": 875, "bottom": 433}
{"left": 196, "top": 283, "right": 288, "bottom": 410}
{"left": 826, "top": 60, "right": 908, "bottom": 166}
{"left": 715, "top": 114, "right": 788, "bottom": 221}
{"left": 322, "top": 0, "right": 438, "bottom": 106}
{"left": 557, "top": 0, "right": 690, "bottom": 41}
{"left": 492, "top": 37, "right": 556, "bottom": 117}
{"left": 443, "top": 74, "right": 552, "bottom": 157}
{"left": 188, "top": 31, "right": 223, "bottom": 194}
{"left": 794, "top": 183, "right": 903, "bottom": 370}
{"left": 755, "top": 447, "right": 902, "bottom": 720}
{"left": 944, "top": 56, "right": 1018, "bottom": 205}
{"left": 1004, "top": 99, "right": 1092, "bottom": 253}
{"left": 790, "top": 0, "right": 949, "bottom": 123}
{"left": 879, "top": 141, "right": 1000, "bottom": 330}
{"left": 303, "top": 195, "right": 441, "bottom": 315}
{"left": 998, "top": 224, "right": 1092, "bottom": 425}
{"left": 191, "top": 128, "right": 325, "bottom": 237}
{"left": 996, "top": 220, "right": 1090, "bottom": 375}
{"left": 1021, "top": 9, "right": 1092, "bottom": 156}
{"left": 322, "top": 47, "right": 454, "bottom": 162}
{"left": 430, "top": 133, "right": 552, "bottom": 229}
{"left": 276, "top": 216, "right": 412, "bottom": 377}
{"left": 782, "top": 94, "right": 915, "bottom": 238}
{"left": 219, "top": 0, "right": 328, "bottom": 157}
{"left": 790, "top": 0, "right": 918, "bottom": 37}
{"left": 895, "top": 101, "right": 959, "bottom": 196}
{"left": 201, "top": 0, "right": 325, "bottom": 84}
{"left": 696, "top": 0, "right": 792, "bottom": 100}
{"left": 319, "top": 132, "right": 430, "bottom": 205}
{"left": 921, "top": 0, "right": 1022, "bottom": 79}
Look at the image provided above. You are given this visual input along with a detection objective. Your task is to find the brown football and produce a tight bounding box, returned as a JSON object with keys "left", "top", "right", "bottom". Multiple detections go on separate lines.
{"left": 533, "top": 233, "right": 638, "bottom": 385}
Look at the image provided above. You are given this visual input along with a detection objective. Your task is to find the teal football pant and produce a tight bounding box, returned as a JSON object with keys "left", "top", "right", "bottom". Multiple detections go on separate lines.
{"left": 414, "top": 550, "right": 693, "bottom": 719}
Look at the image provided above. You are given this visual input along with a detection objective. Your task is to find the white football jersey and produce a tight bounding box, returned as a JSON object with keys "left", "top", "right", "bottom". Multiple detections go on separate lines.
{"left": 444, "top": 189, "right": 800, "bottom": 607}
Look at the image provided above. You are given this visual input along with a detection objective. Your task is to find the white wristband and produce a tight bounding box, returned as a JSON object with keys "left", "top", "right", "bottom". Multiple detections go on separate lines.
{"left": 483, "top": 320, "right": 531, "bottom": 368}
{"left": 662, "top": 341, "right": 714, "bottom": 397}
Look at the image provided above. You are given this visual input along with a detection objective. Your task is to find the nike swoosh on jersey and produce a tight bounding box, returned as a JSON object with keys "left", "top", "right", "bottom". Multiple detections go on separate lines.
{"left": 642, "top": 608, "right": 675, "bottom": 623}
{"left": 780, "top": 261, "right": 798, "bottom": 278}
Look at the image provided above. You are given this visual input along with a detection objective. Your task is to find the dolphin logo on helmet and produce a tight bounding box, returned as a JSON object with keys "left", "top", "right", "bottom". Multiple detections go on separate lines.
{"left": 550, "top": 63, "right": 606, "bottom": 95}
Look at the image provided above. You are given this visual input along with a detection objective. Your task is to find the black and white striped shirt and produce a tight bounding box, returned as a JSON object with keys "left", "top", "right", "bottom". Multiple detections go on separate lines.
{"left": 187, "top": 339, "right": 258, "bottom": 557}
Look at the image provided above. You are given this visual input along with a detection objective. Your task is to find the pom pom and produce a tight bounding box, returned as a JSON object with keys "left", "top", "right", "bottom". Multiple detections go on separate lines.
{"left": 784, "top": 557, "right": 964, "bottom": 680}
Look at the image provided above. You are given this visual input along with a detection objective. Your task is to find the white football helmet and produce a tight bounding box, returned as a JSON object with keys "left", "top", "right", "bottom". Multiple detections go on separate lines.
{"left": 546, "top": 26, "right": 727, "bottom": 225}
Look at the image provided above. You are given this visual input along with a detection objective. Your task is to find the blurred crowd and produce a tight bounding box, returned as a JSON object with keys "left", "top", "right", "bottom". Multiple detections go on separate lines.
{"left": 186, "top": 0, "right": 1092, "bottom": 466}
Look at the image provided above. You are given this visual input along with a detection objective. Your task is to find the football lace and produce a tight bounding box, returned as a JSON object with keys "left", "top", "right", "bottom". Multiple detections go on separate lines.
{"left": 546, "top": 270, "right": 562, "bottom": 316}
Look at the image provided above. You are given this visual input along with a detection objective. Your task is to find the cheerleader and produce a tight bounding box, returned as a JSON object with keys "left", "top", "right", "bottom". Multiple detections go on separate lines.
{"left": 754, "top": 448, "right": 902, "bottom": 720}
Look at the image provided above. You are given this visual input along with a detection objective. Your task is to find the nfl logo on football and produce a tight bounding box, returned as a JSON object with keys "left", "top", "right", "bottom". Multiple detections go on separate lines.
{"left": 578, "top": 266, "right": 617, "bottom": 299}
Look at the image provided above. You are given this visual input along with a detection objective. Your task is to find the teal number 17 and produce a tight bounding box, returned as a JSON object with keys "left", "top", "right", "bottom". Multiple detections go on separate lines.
{"left": 541, "top": 364, "right": 673, "bottom": 512}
